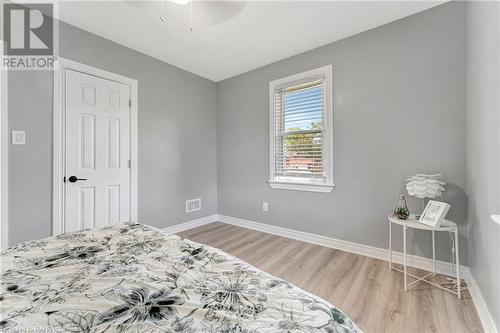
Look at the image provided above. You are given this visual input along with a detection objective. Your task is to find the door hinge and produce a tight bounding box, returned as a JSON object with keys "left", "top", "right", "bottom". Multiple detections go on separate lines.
{"left": 128, "top": 160, "right": 131, "bottom": 168}
{"left": 129, "top": 99, "right": 132, "bottom": 108}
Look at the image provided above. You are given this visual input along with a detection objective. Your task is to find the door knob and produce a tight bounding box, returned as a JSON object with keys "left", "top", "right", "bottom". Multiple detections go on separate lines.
{"left": 67, "top": 176, "right": 88, "bottom": 183}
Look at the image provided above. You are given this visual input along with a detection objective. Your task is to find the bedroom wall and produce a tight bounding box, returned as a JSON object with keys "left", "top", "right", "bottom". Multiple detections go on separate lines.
{"left": 8, "top": 21, "right": 218, "bottom": 244}
{"left": 466, "top": 0, "right": 500, "bottom": 328}
{"left": 216, "top": 2, "right": 467, "bottom": 262}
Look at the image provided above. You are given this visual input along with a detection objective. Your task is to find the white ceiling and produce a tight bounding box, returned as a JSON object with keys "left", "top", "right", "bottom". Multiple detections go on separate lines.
{"left": 58, "top": 1, "right": 445, "bottom": 82}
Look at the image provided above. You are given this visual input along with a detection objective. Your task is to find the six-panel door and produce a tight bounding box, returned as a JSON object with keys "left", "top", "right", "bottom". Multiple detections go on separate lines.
{"left": 65, "top": 69, "right": 131, "bottom": 232}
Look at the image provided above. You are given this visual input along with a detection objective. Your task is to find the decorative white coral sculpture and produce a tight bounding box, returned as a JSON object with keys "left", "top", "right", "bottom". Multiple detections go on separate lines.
{"left": 406, "top": 173, "right": 446, "bottom": 199}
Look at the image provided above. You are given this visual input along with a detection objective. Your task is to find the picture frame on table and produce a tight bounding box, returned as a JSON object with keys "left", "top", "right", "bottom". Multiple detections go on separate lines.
{"left": 419, "top": 200, "right": 451, "bottom": 227}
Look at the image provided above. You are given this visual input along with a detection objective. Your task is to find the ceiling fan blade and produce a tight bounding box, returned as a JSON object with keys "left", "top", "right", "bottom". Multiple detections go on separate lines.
{"left": 124, "top": 1, "right": 156, "bottom": 9}
{"left": 194, "top": 1, "right": 246, "bottom": 26}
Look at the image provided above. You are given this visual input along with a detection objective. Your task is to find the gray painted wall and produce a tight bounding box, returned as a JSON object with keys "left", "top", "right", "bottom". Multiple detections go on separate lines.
{"left": 8, "top": 3, "right": 469, "bottom": 267}
{"left": 216, "top": 2, "right": 467, "bottom": 262}
{"left": 466, "top": 1, "right": 500, "bottom": 328}
{"left": 9, "top": 21, "right": 217, "bottom": 244}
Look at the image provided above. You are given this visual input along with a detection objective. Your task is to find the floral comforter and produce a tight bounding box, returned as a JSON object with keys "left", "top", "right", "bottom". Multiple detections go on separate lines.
{"left": 0, "top": 222, "right": 360, "bottom": 333}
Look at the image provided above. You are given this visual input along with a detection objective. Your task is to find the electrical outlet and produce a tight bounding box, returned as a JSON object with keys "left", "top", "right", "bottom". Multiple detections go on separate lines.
{"left": 262, "top": 202, "right": 269, "bottom": 212}
{"left": 186, "top": 198, "right": 201, "bottom": 213}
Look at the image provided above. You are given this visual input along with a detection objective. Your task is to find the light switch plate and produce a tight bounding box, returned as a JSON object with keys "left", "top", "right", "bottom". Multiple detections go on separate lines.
{"left": 12, "top": 130, "right": 25, "bottom": 145}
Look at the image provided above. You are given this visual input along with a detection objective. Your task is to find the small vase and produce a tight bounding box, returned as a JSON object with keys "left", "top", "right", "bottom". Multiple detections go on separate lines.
{"left": 394, "top": 194, "right": 410, "bottom": 220}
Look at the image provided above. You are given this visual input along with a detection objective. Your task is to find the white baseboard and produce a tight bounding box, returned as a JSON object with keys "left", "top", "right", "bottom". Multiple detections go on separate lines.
{"left": 163, "top": 213, "right": 497, "bottom": 333}
{"left": 162, "top": 214, "right": 217, "bottom": 234}
{"left": 217, "top": 214, "right": 466, "bottom": 278}
{"left": 465, "top": 271, "right": 498, "bottom": 333}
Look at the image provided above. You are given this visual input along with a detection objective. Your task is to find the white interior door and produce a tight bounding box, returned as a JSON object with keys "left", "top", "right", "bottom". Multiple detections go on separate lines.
{"left": 64, "top": 69, "right": 131, "bottom": 232}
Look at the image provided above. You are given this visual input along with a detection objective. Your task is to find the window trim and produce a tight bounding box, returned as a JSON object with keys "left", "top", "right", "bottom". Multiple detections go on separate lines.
{"left": 268, "top": 65, "right": 334, "bottom": 192}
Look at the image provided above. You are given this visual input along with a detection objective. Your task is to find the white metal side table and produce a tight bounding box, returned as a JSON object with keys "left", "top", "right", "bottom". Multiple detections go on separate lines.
{"left": 388, "top": 214, "right": 463, "bottom": 299}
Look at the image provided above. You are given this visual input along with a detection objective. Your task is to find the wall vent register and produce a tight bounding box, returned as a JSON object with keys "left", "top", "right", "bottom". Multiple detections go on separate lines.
{"left": 186, "top": 198, "right": 201, "bottom": 213}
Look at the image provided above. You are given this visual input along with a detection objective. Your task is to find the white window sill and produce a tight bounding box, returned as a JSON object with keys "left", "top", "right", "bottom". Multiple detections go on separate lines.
{"left": 267, "top": 181, "right": 334, "bottom": 193}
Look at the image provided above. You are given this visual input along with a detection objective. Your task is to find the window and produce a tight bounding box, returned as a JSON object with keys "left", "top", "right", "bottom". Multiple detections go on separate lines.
{"left": 268, "top": 65, "right": 333, "bottom": 192}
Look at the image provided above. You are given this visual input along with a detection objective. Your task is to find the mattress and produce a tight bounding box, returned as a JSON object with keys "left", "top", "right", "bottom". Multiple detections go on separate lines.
{"left": 0, "top": 222, "right": 360, "bottom": 332}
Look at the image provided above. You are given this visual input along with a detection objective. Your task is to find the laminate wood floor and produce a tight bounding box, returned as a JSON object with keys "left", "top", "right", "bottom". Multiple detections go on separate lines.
{"left": 178, "top": 222, "right": 483, "bottom": 333}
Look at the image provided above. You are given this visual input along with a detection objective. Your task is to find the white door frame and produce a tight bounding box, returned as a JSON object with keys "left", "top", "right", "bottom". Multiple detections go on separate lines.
{"left": 0, "top": 41, "right": 9, "bottom": 249}
{"left": 53, "top": 58, "right": 138, "bottom": 235}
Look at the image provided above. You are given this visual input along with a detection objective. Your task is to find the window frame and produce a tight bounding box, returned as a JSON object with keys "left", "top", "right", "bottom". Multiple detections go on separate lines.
{"left": 268, "top": 65, "right": 334, "bottom": 193}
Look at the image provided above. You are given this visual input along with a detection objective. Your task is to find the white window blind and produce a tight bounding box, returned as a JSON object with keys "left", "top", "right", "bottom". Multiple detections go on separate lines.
{"left": 274, "top": 79, "right": 325, "bottom": 180}
{"left": 269, "top": 66, "right": 333, "bottom": 192}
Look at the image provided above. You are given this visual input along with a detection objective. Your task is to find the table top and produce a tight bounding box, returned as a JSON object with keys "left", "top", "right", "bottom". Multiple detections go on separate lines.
{"left": 388, "top": 214, "right": 456, "bottom": 231}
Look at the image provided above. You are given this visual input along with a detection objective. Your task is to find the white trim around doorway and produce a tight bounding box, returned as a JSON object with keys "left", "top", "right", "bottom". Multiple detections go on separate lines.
{"left": 0, "top": 41, "right": 8, "bottom": 249}
{"left": 53, "top": 58, "right": 138, "bottom": 235}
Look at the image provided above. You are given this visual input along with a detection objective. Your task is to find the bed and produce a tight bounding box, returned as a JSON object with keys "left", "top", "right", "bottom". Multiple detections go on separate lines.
{"left": 0, "top": 222, "right": 360, "bottom": 333}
